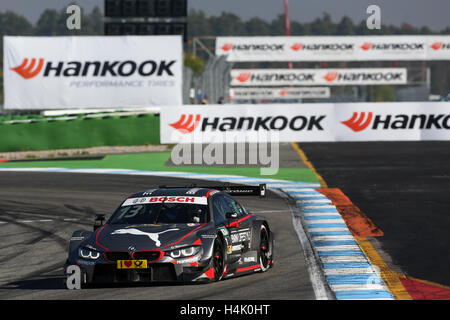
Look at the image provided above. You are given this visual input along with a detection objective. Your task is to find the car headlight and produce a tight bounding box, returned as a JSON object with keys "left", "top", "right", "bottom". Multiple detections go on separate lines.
{"left": 169, "top": 246, "right": 200, "bottom": 259}
{"left": 78, "top": 247, "right": 101, "bottom": 260}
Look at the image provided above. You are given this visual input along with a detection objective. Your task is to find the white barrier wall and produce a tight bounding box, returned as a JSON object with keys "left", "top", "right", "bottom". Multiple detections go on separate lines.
{"left": 216, "top": 36, "right": 450, "bottom": 62}
{"left": 160, "top": 102, "right": 450, "bottom": 143}
{"left": 3, "top": 36, "right": 183, "bottom": 110}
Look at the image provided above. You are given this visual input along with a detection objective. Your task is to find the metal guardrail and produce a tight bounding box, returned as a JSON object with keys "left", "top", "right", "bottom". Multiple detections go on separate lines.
{"left": 41, "top": 107, "right": 161, "bottom": 117}
{"left": 0, "top": 108, "right": 162, "bottom": 125}
{"left": 193, "top": 55, "right": 233, "bottom": 104}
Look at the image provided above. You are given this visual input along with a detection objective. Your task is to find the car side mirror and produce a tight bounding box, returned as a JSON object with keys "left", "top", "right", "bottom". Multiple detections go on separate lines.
{"left": 226, "top": 212, "right": 238, "bottom": 219}
{"left": 93, "top": 214, "right": 105, "bottom": 231}
{"left": 226, "top": 212, "right": 239, "bottom": 228}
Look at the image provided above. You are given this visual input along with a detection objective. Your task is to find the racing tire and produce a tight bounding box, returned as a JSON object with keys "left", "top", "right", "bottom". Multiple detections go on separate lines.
{"left": 258, "top": 225, "right": 273, "bottom": 272}
{"left": 212, "top": 237, "right": 225, "bottom": 282}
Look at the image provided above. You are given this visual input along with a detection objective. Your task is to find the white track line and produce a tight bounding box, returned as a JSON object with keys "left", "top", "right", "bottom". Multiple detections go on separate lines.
{"left": 324, "top": 268, "right": 378, "bottom": 275}
{"left": 296, "top": 199, "right": 332, "bottom": 204}
{"left": 303, "top": 211, "right": 342, "bottom": 217}
{"left": 330, "top": 284, "right": 387, "bottom": 291}
{"left": 301, "top": 205, "right": 337, "bottom": 210}
{"left": 315, "top": 245, "right": 362, "bottom": 251}
{"left": 304, "top": 219, "right": 346, "bottom": 224}
{"left": 291, "top": 207, "right": 332, "bottom": 300}
{"left": 306, "top": 227, "right": 350, "bottom": 232}
{"left": 311, "top": 235, "right": 355, "bottom": 241}
{"left": 320, "top": 256, "right": 368, "bottom": 263}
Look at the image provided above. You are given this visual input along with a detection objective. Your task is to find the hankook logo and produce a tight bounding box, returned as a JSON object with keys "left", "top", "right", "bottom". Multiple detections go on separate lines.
{"left": 360, "top": 42, "right": 424, "bottom": 51}
{"left": 235, "top": 72, "right": 315, "bottom": 84}
{"left": 290, "top": 43, "right": 304, "bottom": 51}
{"left": 430, "top": 42, "right": 450, "bottom": 51}
{"left": 11, "top": 58, "right": 176, "bottom": 79}
{"left": 222, "top": 44, "right": 284, "bottom": 52}
{"left": 221, "top": 43, "right": 234, "bottom": 52}
{"left": 11, "top": 58, "right": 45, "bottom": 79}
{"left": 360, "top": 42, "right": 374, "bottom": 51}
{"left": 278, "top": 89, "right": 288, "bottom": 97}
{"left": 341, "top": 112, "right": 374, "bottom": 132}
{"left": 236, "top": 72, "right": 252, "bottom": 83}
{"left": 323, "top": 72, "right": 339, "bottom": 83}
{"left": 290, "top": 43, "right": 354, "bottom": 51}
{"left": 342, "top": 112, "right": 450, "bottom": 132}
{"left": 170, "top": 114, "right": 201, "bottom": 134}
{"left": 170, "top": 114, "right": 326, "bottom": 134}
{"left": 323, "top": 71, "right": 404, "bottom": 83}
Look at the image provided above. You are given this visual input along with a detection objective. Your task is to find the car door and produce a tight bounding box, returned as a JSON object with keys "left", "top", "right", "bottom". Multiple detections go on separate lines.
{"left": 221, "top": 195, "right": 252, "bottom": 254}
{"left": 212, "top": 195, "right": 233, "bottom": 254}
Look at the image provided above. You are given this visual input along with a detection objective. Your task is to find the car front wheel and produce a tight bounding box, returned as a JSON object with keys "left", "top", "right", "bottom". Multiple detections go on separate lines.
{"left": 212, "top": 237, "right": 225, "bottom": 281}
{"left": 258, "top": 225, "right": 273, "bottom": 272}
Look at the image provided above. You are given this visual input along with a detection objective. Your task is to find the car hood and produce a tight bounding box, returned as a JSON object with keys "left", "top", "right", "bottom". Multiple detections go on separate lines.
{"left": 92, "top": 223, "right": 209, "bottom": 251}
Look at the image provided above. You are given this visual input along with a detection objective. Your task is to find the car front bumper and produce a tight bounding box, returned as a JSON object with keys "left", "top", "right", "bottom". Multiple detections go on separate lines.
{"left": 65, "top": 258, "right": 215, "bottom": 285}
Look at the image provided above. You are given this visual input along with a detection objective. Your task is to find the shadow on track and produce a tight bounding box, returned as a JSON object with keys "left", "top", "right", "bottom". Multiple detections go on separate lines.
{"left": 0, "top": 276, "right": 66, "bottom": 291}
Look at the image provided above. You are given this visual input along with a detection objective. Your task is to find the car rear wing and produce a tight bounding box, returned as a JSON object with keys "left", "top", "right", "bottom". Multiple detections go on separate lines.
{"left": 158, "top": 183, "right": 267, "bottom": 197}
{"left": 215, "top": 183, "right": 267, "bottom": 197}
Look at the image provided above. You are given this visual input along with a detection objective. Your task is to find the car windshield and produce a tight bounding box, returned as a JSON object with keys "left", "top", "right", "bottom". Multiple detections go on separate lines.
{"left": 108, "top": 200, "right": 210, "bottom": 225}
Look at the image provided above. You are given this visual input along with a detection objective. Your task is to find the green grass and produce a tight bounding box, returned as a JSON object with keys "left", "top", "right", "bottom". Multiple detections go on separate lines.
{"left": 0, "top": 152, "right": 320, "bottom": 183}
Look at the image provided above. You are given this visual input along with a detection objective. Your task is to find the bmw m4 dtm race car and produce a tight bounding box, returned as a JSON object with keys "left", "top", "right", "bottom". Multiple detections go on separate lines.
{"left": 65, "top": 184, "right": 274, "bottom": 286}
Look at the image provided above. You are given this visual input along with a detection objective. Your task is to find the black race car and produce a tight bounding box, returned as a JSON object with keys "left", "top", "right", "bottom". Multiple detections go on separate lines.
{"left": 65, "top": 184, "right": 274, "bottom": 285}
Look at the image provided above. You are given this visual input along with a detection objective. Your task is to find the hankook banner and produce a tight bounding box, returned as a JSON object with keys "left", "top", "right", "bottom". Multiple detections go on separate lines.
{"left": 230, "top": 87, "right": 330, "bottom": 100}
{"left": 230, "top": 68, "right": 407, "bottom": 86}
{"left": 216, "top": 36, "right": 450, "bottom": 62}
{"left": 160, "top": 102, "right": 450, "bottom": 143}
{"left": 3, "top": 36, "right": 183, "bottom": 110}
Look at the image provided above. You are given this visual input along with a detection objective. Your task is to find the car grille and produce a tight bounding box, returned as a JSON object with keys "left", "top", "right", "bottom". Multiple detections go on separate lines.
{"left": 104, "top": 251, "right": 130, "bottom": 262}
{"left": 133, "top": 251, "right": 163, "bottom": 262}
{"left": 93, "top": 263, "right": 177, "bottom": 283}
{"left": 104, "top": 251, "right": 163, "bottom": 263}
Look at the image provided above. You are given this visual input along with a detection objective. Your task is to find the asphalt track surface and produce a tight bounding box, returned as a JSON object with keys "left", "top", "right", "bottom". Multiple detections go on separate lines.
{"left": 165, "top": 142, "right": 308, "bottom": 169}
{"left": 0, "top": 172, "right": 315, "bottom": 300}
{"left": 298, "top": 141, "right": 450, "bottom": 286}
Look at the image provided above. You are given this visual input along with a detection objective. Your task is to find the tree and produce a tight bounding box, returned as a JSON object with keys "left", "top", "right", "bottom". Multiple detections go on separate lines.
{"left": 430, "top": 62, "right": 450, "bottom": 94}
{"left": 87, "top": 6, "right": 103, "bottom": 35}
{"left": 184, "top": 53, "right": 205, "bottom": 76}
{"left": 441, "top": 27, "right": 450, "bottom": 35}
{"left": 0, "top": 11, "right": 34, "bottom": 36}
{"left": 209, "top": 12, "right": 246, "bottom": 36}
{"left": 310, "top": 13, "right": 337, "bottom": 35}
{"left": 291, "top": 21, "right": 311, "bottom": 36}
{"left": 399, "top": 23, "right": 418, "bottom": 35}
{"left": 269, "top": 14, "right": 287, "bottom": 35}
{"left": 419, "top": 26, "right": 433, "bottom": 35}
{"left": 0, "top": 11, "right": 34, "bottom": 102}
{"left": 0, "top": 62, "right": 3, "bottom": 104}
{"left": 188, "top": 9, "right": 212, "bottom": 38}
{"left": 34, "top": 9, "right": 61, "bottom": 35}
{"left": 245, "top": 17, "right": 271, "bottom": 35}
{"left": 336, "top": 16, "right": 355, "bottom": 35}
{"left": 372, "top": 85, "right": 396, "bottom": 102}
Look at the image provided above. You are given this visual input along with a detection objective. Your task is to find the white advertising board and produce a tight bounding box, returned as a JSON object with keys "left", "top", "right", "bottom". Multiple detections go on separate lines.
{"left": 230, "top": 68, "right": 407, "bottom": 86}
{"left": 230, "top": 87, "right": 331, "bottom": 100}
{"left": 160, "top": 102, "right": 450, "bottom": 143}
{"left": 216, "top": 36, "right": 450, "bottom": 62}
{"left": 3, "top": 36, "right": 183, "bottom": 110}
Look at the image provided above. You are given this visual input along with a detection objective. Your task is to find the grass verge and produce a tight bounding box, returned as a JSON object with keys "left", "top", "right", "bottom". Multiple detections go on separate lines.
{"left": 0, "top": 151, "right": 320, "bottom": 183}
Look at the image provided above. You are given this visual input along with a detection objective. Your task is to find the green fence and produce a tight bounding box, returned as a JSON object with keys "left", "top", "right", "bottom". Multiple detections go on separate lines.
{"left": 0, "top": 113, "right": 161, "bottom": 152}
